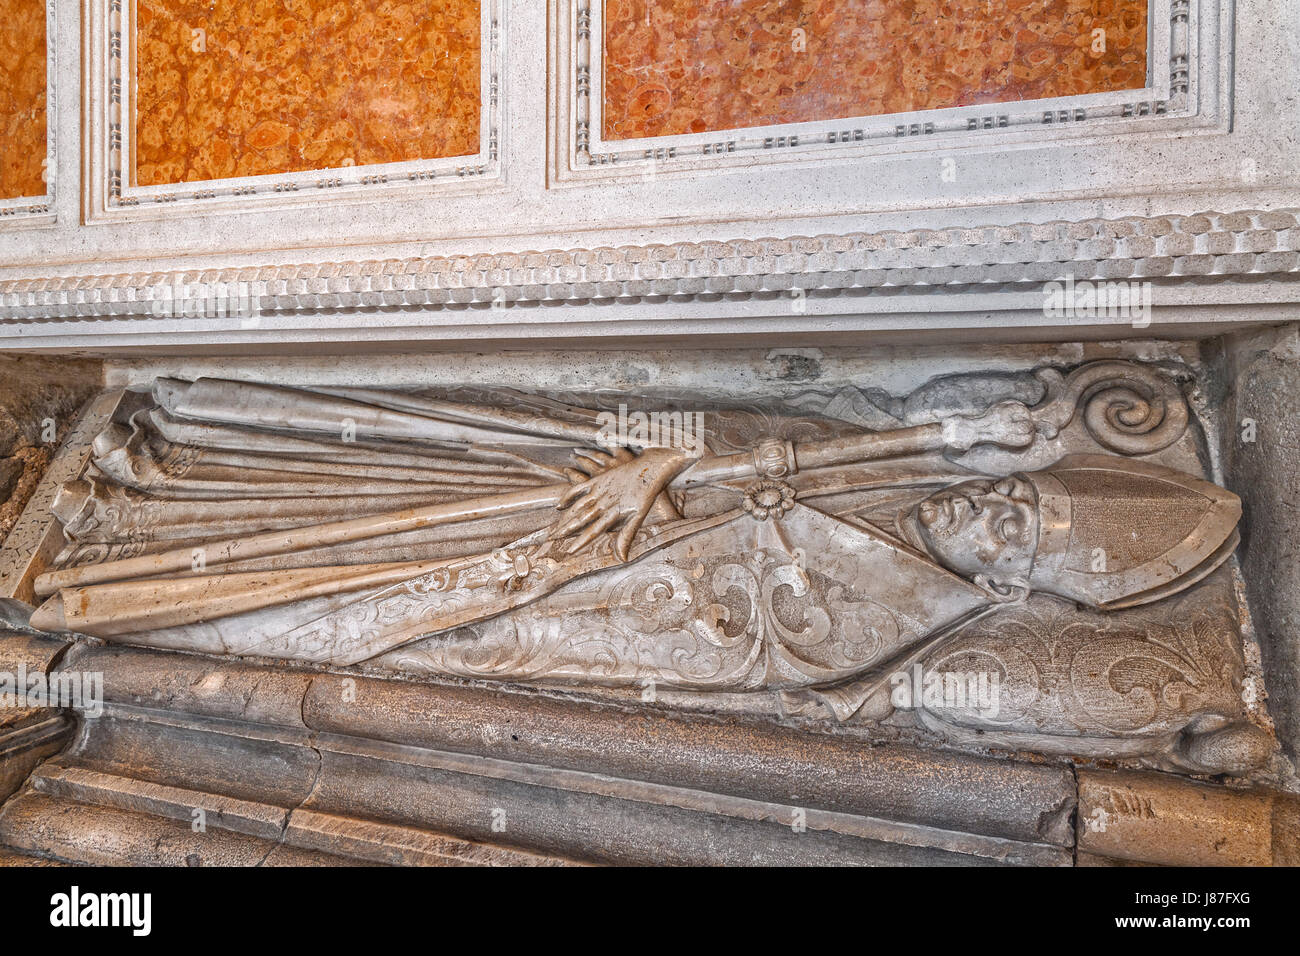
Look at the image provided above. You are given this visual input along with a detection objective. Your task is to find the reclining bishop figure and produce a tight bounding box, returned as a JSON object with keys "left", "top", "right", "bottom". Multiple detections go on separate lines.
{"left": 20, "top": 360, "right": 1269, "bottom": 774}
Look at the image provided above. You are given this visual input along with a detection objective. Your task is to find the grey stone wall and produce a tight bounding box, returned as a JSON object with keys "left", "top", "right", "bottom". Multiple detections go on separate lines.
{"left": 1219, "top": 324, "right": 1300, "bottom": 761}
{"left": 0, "top": 356, "right": 99, "bottom": 545}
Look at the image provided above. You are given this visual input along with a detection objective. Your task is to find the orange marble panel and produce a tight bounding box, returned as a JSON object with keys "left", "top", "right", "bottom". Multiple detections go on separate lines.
{"left": 0, "top": 0, "right": 48, "bottom": 200}
{"left": 134, "top": 0, "right": 481, "bottom": 187}
{"left": 603, "top": 0, "right": 1149, "bottom": 140}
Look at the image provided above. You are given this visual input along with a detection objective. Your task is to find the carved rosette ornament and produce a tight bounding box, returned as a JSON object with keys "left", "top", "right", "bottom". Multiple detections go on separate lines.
{"left": 741, "top": 479, "right": 796, "bottom": 520}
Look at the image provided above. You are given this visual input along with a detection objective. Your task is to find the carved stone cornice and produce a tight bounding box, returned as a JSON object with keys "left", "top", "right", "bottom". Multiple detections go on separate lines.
{"left": 2, "top": 209, "right": 1299, "bottom": 325}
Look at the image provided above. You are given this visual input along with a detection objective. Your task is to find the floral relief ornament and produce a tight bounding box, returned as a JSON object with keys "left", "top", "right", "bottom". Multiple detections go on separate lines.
{"left": 741, "top": 479, "right": 797, "bottom": 521}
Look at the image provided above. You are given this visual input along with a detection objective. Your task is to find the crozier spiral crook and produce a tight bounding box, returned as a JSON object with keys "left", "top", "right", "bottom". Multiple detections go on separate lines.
{"left": 1032, "top": 361, "right": 1189, "bottom": 455}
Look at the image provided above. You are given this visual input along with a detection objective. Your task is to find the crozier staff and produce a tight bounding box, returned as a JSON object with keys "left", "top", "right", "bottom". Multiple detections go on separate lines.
{"left": 31, "top": 360, "right": 1188, "bottom": 597}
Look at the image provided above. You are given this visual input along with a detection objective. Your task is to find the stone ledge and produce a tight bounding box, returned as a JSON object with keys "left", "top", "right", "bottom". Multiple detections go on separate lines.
{"left": 0, "top": 638, "right": 1083, "bottom": 863}
{"left": 5, "top": 638, "right": 1300, "bottom": 864}
{"left": 1078, "top": 769, "right": 1300, "bottom": 866}
{"left": 19, "top": 762, "right": 564, "bottom": 867}
{"left": 2, "top": 210, "right": 1298, "bottom": 326}
{"left": 0, "top": 791, "right": 360, "bottom": 867}
{"left": 0, "top": 635, "right": 76, "bottom": 805}
{"left": 0, "top": 716, "right": 74, "bottom": 805}
{"left": 61, "top": 642, "right": 1077, "bottom": 853}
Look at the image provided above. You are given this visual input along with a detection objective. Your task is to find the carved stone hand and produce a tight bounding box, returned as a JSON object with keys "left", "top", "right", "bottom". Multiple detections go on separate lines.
{"left": 941, "top": 400, "right": 1037, "bottom": 451}
{"left": 552, "top": 446, "right": 692, "bottom": 561}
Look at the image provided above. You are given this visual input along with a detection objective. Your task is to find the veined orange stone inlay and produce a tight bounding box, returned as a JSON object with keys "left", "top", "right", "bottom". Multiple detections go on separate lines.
{"left": 603, "top": 0, "right": 1149, "bottom": 140}
{"left": 0, "top": 0, "right": 48, "bottom": 200}
{"left": 134, "top": 0, "right": 481, "bottom": 187}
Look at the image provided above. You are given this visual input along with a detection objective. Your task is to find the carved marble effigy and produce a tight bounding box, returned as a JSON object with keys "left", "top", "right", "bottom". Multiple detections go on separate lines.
{"left": 3, "top": 358, "right": 1276, "bottom": 782}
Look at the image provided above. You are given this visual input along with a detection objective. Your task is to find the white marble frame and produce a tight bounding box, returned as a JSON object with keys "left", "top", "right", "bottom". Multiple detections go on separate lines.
{"left": 84, "top": 0, "right": 505, "bottom": 221}
{"left": 0, "top": 0, "right": 58, "bottom": 226}
{"left": 554, "top": 0, "right": 1226, "bottom": 181}
{"left": 1, "top": 0, "right": 1294, "bottom": 356}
